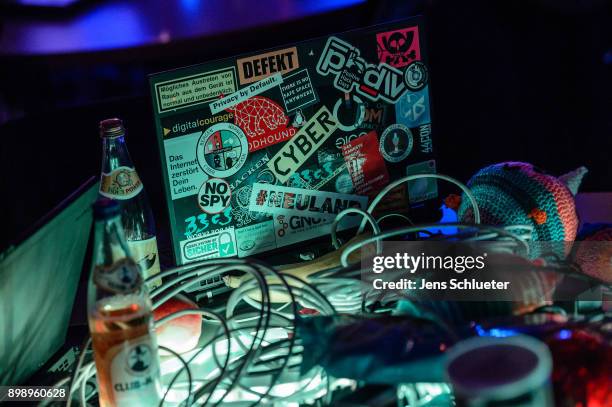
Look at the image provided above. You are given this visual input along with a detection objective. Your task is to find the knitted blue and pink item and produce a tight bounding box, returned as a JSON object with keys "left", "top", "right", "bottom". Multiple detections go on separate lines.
{"left": 458, "top": 162, "right": 587, "bottom": 245}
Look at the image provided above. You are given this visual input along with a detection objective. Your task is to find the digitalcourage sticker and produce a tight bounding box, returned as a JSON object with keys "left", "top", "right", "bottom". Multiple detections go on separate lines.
{"left": 197, "top": 123, "right": 248, "bottom": 177}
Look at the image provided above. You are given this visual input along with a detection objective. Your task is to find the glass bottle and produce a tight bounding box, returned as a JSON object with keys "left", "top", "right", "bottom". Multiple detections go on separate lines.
{"left": 87, "top": 198, "right": 163, "bottom": 407}
{"left": 98, "top": 118, "right": 161, "bottom": 289}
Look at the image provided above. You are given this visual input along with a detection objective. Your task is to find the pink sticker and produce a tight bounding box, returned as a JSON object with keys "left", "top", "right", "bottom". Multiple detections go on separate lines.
{"left": 376, "top": 26, "right": 421, "bottom": 68}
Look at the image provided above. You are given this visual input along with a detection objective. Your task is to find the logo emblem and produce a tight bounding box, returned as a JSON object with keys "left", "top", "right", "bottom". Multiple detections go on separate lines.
{"left": 376, "top": 26, "right": 420, "bottom": 68}
{"left": 276, "top": 215, "right": 289, "bottom": 237}
{"left": 128, "top": 344, "right": 153, "bottom": 374}
{"left": 379, "top": 124, "right": 413, "bottom": 163}
{"left": 404, "top": 61, "right": 428, "bottom": 91}
{"left": 396, "top": 86, "right": 430, "bottom": 128}
{"left": 317, "top": 36, "right": 413, "bottom": 104}
{"left": 197, "top": 123, "right": 248, "bottom": 177}
{"left": 115, "top": 170, "right": 132, "bottom": 187}
{"left": 218, "top": 231, "right": 236, "bottom": 256}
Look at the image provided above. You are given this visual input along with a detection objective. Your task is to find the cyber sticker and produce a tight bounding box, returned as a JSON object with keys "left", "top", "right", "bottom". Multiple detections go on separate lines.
{"left": 267, "top": 105, "right": 338, "bottom": 184}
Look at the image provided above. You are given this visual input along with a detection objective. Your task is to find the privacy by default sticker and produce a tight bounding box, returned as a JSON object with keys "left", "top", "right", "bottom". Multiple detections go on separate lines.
{"left": 150, "top": 17, "right": 437, "bottom": 265}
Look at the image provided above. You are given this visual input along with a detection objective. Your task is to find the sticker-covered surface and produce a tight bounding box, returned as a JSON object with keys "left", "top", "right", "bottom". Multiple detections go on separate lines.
{"left": 150, "top": 18, "right": 437, "bottom": 265}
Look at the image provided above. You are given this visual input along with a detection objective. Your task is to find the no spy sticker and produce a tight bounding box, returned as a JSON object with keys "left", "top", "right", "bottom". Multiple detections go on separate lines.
{"left": 198, "top": 178, "right": 231, "bottom": 214}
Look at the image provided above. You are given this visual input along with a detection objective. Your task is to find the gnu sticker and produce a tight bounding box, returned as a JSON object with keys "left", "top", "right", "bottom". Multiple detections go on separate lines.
{"left": 376, "top": 27, "right": 421, "bottom": 68}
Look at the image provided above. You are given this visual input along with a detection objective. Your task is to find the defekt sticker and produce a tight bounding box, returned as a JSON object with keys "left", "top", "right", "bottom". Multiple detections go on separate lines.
{"left": 379, "top": 124, "right": 413, "bottom": 162}
{"left": 197, "top": 123, "right": 248, "bottom": 177}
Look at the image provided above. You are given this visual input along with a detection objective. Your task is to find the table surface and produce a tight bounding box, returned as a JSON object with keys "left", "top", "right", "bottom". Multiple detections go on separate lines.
{"left": 0, "top": 0, "right": 366, "bottom": 56}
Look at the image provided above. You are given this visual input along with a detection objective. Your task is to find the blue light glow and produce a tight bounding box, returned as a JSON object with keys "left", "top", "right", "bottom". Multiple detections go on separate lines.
{"left": 419, "top": 205, "right": 459, "bottom": 237}
{"left": 556, "top": 329, "right": 572, "bottom": 340}
{"left": 180, "top": 0, "right": 201, "bottom": 13}
{"left": 475, "top": 325, "right": 519, "bottom": 338}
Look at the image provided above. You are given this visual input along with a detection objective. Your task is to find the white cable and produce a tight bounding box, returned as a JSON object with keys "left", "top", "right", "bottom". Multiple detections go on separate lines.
{"left": 357, "top": 173, "right": 481, "bottom": 234}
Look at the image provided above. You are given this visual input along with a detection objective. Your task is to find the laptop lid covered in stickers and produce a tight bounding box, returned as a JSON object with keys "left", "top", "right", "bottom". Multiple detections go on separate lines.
{"left": 150, "top": 17, "right": 437, "bottom": 265}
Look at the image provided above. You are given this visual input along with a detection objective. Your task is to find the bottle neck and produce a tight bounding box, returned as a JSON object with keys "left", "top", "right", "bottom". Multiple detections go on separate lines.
{"left": 101, "top": 135, "right": 135, "bottom": 173}
{"left": 93, "top": 214, "right": 133, "bottom": 267}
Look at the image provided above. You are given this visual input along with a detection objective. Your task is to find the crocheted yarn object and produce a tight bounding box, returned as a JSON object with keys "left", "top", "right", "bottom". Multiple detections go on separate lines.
{"left": 458, "top": 162, "right": 587, "bottom": 243}
{"left": 574, "top": 224, "right": 612, "bottom": 283}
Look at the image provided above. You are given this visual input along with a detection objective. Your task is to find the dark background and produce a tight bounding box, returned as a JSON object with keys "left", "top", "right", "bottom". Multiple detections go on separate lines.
{"left": 1, "top": 0, "right": 611, "bottom": 250}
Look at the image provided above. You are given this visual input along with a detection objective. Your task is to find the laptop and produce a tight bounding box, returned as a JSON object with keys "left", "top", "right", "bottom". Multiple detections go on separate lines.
{"left": 0, "top": 176, "right": 98, "bottom": 385}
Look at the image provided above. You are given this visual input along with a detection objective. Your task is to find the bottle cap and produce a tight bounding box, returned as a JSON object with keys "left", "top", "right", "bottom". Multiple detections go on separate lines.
{"left": 93, "top": 198, "right": 121, "bottom": 220}
{"left": 99, "top": 118, "right": 125, "bottom": 138}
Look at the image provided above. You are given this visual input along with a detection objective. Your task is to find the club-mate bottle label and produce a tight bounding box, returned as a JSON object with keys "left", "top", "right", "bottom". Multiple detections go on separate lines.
{"left": 127, "top": 237, "right": 162, "bottom": 290}
{"left": 109, "top": 335, "right": 162, "bottom": 405}
{"left": 100, "top": 166, "right": 143, "bottom": 200}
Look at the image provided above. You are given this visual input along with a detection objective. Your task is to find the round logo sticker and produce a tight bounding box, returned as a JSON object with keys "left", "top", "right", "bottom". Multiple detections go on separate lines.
{"left": 127, "top": 344, "right": 153, "bottom": 374}
{"left": 198, "top": 178, "right": 231, "bottom": 214}
{"left": 404, "top": 61, "right": 428, "bottom": 91}
{"left": 197, "top": 123, "right": 248, "bottom": 177}
{"left": 379, "top": 124, "right": 414, "bottom": 163}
